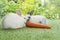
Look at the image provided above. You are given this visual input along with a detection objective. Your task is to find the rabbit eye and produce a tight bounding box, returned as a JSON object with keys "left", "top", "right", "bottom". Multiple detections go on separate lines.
{"left": 28, "top": 16, "right": 30, "bottom": 19}
{"left": 39, "top": 21, "right": 42, "bottom": 23}
{"left": 24, "top": 18, "right": 26, "bottom": 19}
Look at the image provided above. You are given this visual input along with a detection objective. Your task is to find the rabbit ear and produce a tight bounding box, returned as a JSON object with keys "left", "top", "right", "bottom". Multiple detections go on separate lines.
{"left": 27, "top": 10, "right": 34, "bottom": 16}
{"left": 16, "top": 9, "right": 21, "bottom": 16}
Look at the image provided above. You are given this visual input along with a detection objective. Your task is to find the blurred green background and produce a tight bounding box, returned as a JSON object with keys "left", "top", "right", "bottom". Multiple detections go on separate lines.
{"left": 0, "top": 0, "right": 60, "bottom": 19}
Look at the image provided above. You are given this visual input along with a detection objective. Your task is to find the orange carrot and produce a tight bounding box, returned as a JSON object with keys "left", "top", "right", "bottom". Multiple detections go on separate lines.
{"left": 26, "top": 21, "right": 51, "bottom": 29}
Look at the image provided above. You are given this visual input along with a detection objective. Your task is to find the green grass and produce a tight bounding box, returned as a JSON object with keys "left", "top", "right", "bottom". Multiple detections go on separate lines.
{"left": 0, "top": 19, "right": 60, "bottom": 40}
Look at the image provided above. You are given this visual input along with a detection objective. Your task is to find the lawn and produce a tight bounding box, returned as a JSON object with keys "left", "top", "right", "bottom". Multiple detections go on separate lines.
{"left": 0, "top": 18, "right": 60, "bottom": 40}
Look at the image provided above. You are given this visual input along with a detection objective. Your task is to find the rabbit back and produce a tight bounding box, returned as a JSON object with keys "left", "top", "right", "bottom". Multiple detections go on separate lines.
{"left": 2, "top": 13, "right": 25, "bottom": 29}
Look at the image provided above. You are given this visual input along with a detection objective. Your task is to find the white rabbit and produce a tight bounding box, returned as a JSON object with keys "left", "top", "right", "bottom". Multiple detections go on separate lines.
{"left": 25, "top": 10, "right": 47, "bottom": 24}
{"left": 2, "top": 10, "right": 26, "bottom": 29}
{"left": 25, "top": 15, "right": 47, "bottom": 24}
{"left": 30, "top": 15, "right": 47, "bottom": 24}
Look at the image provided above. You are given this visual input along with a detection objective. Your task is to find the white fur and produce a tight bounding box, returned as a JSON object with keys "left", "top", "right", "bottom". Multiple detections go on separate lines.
{"left": 2, "top": 13, "right": 26, "bottom": 29}
{"left": 26, "top": 15, "right": 47, "bottom": 24}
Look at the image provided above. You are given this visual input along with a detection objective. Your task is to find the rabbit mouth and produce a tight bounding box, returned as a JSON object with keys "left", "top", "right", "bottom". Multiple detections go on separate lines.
{"left": 25, "top": 16, "right": 31, "bottom": 21}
